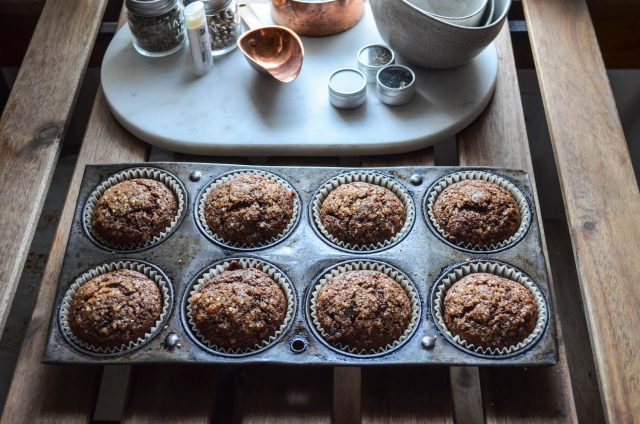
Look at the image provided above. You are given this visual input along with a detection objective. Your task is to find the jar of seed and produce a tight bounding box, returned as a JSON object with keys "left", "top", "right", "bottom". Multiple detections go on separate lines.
{"left": 126, "top": 0, "right": 186, "bottom": 57}
{"left": 201, "top": 0, "right": 241, "bottom": 56}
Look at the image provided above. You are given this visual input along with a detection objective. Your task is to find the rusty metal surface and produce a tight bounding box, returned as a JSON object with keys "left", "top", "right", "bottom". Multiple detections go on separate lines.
{"left": 43, "top": 163, "right": 557, "bottom": 366}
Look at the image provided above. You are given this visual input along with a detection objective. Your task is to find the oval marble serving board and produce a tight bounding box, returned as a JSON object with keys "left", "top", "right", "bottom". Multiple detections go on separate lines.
{"left": 101, "top": 4, "right": 498, "bottom": 156}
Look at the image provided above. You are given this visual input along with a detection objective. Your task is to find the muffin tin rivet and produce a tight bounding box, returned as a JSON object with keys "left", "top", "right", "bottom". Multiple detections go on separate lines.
{"left": 189, "top": 171, "right": 203, "bottom": 182}
{"left": 289, "top": 336, "right": 308, "bottom": 354}
{"left": 409, "top": 174, "right": 423, "bottom": 186}
{"left": 421, "top": 335, "right": 436, "bottom": 349}
{"left": 165, "top": 332, "right": 181, "bottom": 349}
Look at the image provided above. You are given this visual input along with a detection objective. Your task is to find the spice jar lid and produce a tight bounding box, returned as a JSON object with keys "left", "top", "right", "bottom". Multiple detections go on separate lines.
{"left": 126, "top": 0, "right": 180, "bottom": 17}
{"left": 195, "top": 0, "right": 233, "bottom": 13}
{"left": 357, "top": 44, "right": 395, "bottom": 83}
{"left": 376, "top": 65, "right": 416, "bottom": 106}
{"left": 328, "top": 68, "right": 367, "bottom": 110}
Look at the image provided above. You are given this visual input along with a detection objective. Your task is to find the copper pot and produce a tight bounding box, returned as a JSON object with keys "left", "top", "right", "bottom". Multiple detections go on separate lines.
{"left": 271, "top": 0, "right": 365, "bottom": 37}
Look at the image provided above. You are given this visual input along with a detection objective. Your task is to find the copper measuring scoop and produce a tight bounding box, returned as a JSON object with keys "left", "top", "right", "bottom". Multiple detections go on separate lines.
{"left": 236, "top": 2, "right": 304, "bottom": 83}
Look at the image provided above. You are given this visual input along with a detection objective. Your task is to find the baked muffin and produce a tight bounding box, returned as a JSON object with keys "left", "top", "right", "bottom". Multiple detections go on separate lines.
{"left": 69, "top": 269, "right": 163, "bottom": 349}
{"left": 203, "top": 174, "right": 295, "bottom": 245}
{"left": 315, "top": 270, "right": 412, "bottom": 351}
{"left": 91, "top": 178, "right": 178, "bottom": 247}
{"left": 320, "top": 182, "right": 405, "bottom": 246}
{"left": 443, "top": 273, "right": 538, "bottom": 349}
{"left": 432, "top": 180, "right": 521, "bottom": 247}
{"left": 190, "top": 267, "right": 287, "bottom": 350}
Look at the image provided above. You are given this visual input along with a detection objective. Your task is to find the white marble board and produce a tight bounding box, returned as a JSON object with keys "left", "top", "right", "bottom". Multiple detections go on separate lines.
{"left": 101, "top": 4, "right": 498, "bottom": 156}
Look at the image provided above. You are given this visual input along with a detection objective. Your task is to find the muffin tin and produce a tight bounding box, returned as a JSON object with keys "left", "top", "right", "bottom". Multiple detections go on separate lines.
{"left": 44, "top": 163, "right": 558, "bottom": 366}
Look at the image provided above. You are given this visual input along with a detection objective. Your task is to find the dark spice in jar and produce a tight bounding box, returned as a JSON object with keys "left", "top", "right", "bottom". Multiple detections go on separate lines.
{"left": 128, "top": 5, "right": 185, "bottom": 54}
{"left": 207, "top": 8, "right": 238, "bottom": 52}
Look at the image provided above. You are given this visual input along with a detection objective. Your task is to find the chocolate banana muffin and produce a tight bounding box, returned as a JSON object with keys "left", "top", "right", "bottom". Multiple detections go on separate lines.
{"left": 315, "top": 270, "right": 412, "bottom": 351}
{"left": 203, "top": 174, "right": 295, "bottom": 246}
{"left": 91, "top": 178, "right": 178, "bottom": 247}
{"left": 443, "top": 273, "right": 538, "bottom": 349}
{"left": 68, "top": 269, "right": 163, "bottom": 349}
{"left": 432, "top": 180, "right": 521, "bottom": 247}
{"left": 320, "top": 182, "right": 406, "bottom": 246}
{"left": 190, "top": 267, "right": 287, "bottom": 350}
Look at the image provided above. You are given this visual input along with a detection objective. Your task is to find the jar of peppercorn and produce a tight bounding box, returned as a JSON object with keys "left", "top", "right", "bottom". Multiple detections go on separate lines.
{"left": 126, "top": 0, "right": 186, "bottom": 57}
{"left": 201, "top": 0, "right": 242, "bottom": 56}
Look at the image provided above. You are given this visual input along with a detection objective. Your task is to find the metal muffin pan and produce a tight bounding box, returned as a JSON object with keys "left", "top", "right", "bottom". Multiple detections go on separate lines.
{"left": 44, "top": 163, "right": 558, "bottom": 366}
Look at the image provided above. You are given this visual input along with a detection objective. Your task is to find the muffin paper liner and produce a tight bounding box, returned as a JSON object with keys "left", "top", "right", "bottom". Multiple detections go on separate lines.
{"left": 309, "top": 261, "right": 420, "bottom": 356}
{"left": 197, "top": 170, "right": 301, "bottom": 250}
{"left": 58, "top": 260, "right": 172, "bottom": 356}
{"left": 311, "top": 171, "right": 415, "bottom": 252}
{"left": 185, "top": 258, "right": 295, "bottom": 356}
{"left": 432, "top": 261, "right": 548, "bottom": 357}
{"left": 84, "top": 167, "right": 186, "bottom": 251}
{"left": 424, "top": 170, "right": 531, "bottom": 251}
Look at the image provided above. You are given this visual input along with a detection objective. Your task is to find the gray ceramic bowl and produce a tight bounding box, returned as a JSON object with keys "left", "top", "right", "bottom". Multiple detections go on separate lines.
{"left": 370, "top": 0, "right": 511, "bottom": 69}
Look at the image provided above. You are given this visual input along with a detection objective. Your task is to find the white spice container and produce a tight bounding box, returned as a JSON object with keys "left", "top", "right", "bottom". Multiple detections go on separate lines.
{"left": 185, "top": 1, "right": 213, "bottom": 77}
{"left": 328, "top": 68, "right": 367, "bottom": 110}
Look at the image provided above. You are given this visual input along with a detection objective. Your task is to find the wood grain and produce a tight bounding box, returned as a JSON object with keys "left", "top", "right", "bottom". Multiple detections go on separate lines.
{"left": 122, "top": 365, "right": 217, "bottom": 423}
{"left": 456, "top": 23, "right": 578, "bottom": 423}
{"left": 0, "top": 0, "right": 107, "bottom": 339}
{"left": 1, "top": 88, "right": 147, "bottom": 423}
{"left": 359, "top": 149, "right": 456, "bottom": 424}
{"left": 523, "top": 0, "right": 640, "bottom": 421}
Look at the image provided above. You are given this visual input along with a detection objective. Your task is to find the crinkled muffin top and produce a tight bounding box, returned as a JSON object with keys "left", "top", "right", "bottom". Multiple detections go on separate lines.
{"left": 443, "top": 273, "right": 538, "bottom": 349}
{"left": 92, "top": 178, "right": 178, "bottom": 247}
{"left": 204, "top": 174, "right": 295, "bottom": 246}
{"left": 190, "top": 267, "right": 287, "bottom": 350}
{"left": 69, "top": 269, "right": 163, "bottom": 348}
{"left": 315, "top": 270, "right": 412, "bottom": 351}
{"left": 320, "top": 182, "right": 406, "bottom": 246}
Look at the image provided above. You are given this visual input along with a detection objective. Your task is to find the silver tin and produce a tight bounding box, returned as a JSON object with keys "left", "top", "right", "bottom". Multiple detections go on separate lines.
{"left": 328, "top": 68, "right": 367, "bottom": 110}
{"left": 126, "top": 0, "right": 180, "bottom": 17}
{"left": 357, "top": 44, "right": 395, "bottom": 83}
{"left": 376, "top": 64, "right": 416, "bottom": 106}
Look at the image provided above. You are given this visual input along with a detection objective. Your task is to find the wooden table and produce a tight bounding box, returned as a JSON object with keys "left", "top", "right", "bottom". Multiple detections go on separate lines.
{"left": 0, "top": 0, "right": 639, "bottom": 422}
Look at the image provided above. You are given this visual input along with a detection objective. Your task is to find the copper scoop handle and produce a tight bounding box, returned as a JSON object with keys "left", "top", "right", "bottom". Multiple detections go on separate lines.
{"left": 237, "top": 2, "right": 263, "bottom": 30}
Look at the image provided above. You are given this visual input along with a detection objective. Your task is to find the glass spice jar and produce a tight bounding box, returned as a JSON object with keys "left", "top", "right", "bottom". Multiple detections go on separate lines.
{"left": 202, "top": 0, "right": 241, "bottom": 56}
{"left": 126, "top": 0, "right": 186, "bottom": 57}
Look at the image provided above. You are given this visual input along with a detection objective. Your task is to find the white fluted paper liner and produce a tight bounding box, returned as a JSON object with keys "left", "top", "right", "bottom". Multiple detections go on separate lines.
{"left": 432, "top": 261, "right": 547, "bottom": 357}
{"left": 425, "top": 171, "right": 531, "bottom": 251}
{"left": 84, "top": 167, "right": 186, "bottom": 251}
{"left": 186, "top": 258, "right": 295, "bottom": 355}
{"left": 311, "top": 171, "right": 415, "bottom": 252}
{"left": 197, "top": 170, "right": 300, "bottom": 249}
{"left": 59, "top": 261, "right": 171, "bottom": 355}
{"left": 309, "top": 261, "right": 420, "bottom": 356}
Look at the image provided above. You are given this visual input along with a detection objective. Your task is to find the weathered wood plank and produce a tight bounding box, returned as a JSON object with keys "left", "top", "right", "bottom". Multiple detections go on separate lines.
{"left": 0, "top": 0, "right": 108, "bottom": 340}
{"left": 122, "top": 365, "right": 217, "bottom": 424}
{"left": 456, "top": 24, "right": 578, "bottom": 423}
{"left": 360, "top": 149, "right": 455, "bottom": 424}
{"left": 1, "top": 88, "right": 147, "bottom": 423}
{"left": 523, "top": 0, "right": 640, "bottom": 421}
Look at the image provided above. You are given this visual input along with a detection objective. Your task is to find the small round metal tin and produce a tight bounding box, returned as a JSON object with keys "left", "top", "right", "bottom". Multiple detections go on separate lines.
{"left": 357, "top": 44, "right": 395, "bottom": 83}
{"left": 376, "top": 64, "right": 416, "bottom": 106}
{"left": 328, "top": 68, "right": 367, "bottom": 110}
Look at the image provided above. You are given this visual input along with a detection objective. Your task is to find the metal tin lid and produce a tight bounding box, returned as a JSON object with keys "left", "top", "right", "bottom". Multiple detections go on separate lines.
{"left": 126, "top": 0, "right": 180, "bottom": 17}
{"left": 376, "top": 65, "right": 416, "bottom": 106}
{"left": 357, "top": 44, "right": 395, "bottom": 83}
{"left": 328, "top": 68, "right": 367, "bottom": 109}
{"left": 196, "top": 0, "right": 233, "bottom": 13}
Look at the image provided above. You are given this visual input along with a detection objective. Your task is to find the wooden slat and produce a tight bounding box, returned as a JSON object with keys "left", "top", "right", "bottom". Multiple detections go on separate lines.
{"left": 122, "top": 365, "right": 217, "bottom": 423}
{"left": 523, "top": 0, "right": 640, "bottom": 421}
{"left": 0, "top": 0, "right": 107, "bottom": 338}
{"left": 456, "top": 24, "right": 578, "bottom": 423}
{"left": 543, "top": 220, "right": 605, "bottom": 423}
{"left": 1, "top": 88, "right": 147, "bottom": 423}
{"left": 241, "top": 366, "right": 333, "bottom": 423}
{"left": 359, "top": 149, "right": 456, "bottom": 424}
